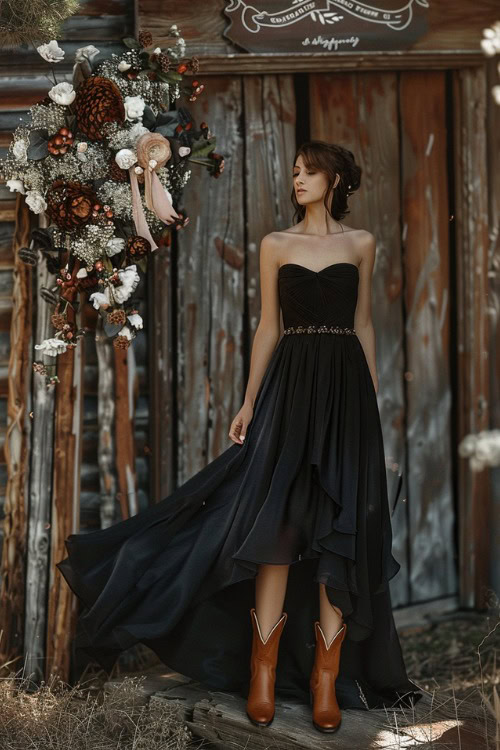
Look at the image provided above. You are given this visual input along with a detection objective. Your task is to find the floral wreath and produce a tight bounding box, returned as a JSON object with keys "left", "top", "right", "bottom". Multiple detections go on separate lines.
{"left": 0, "top": 26, "right": 224, "bottom": 385}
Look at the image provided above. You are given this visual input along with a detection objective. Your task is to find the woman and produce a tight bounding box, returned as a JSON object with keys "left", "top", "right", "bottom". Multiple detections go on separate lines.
{"left": 58, "top": 140, "right": 422, "bottom": 734}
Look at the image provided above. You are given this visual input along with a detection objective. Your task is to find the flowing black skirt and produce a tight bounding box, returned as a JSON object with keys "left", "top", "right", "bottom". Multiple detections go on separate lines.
{"left": 58, "top": 333, "right": 422, "bottom": 710}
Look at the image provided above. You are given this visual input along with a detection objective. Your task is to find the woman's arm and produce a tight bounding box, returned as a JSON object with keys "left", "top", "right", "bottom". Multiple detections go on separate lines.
{"left": 244, "top": 234, "right": 281, "bottom": 407}
{"left": 353, "top": 233, "right": 379, "bottom": 394}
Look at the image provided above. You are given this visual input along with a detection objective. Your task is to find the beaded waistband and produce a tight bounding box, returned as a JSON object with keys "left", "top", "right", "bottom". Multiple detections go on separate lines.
{"left": 283, "top": 324, "right": 356, "bottom": 335}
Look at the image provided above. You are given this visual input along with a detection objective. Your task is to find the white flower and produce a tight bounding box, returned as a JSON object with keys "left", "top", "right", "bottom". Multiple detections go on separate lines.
{"left": 127, "top": 313, "right": 143, "bottom": 329}
{"left": 75, "top": 45, "right": 100, "bottom": 63}
{"left": 89, "top": 289, "right": 111, "bottom": 310}
{"left": 118, "top": 60, "right": 131, "bottom": 72}
{"left": 153, "top": 47, "right": 162, "bottom": 54}
{"left": 124, "top": 95, "right": 145, "bottom": 121}
{"left": 25, "top": 190, "right": 47, "bottom": 214}
{"left": 76, "top": 267, "right": 88, "bottom": 278}
{"left": 115, "top": 148, "right": 137, "bottom": 170}
{"left": 12, "top": 139, "right": 28, "bottom": 161}
{"left": 128, "top": 123, "right": 149, "bottom": 144}
{"left": 148, "top": 158, "right": 157, "bottom": 170}
{"left": 134, "top": 166, "right": 144, "bottom": 175}
{"left": 35, "top": 337, "right": 69, "bottom": 356}
{"left": 37, "top": 40, "right": 65, "bottom": 63}
{"left": 179, "top": 146, "right": 191, "bottom": 157}
{"left": 114, "top": 265, "right": 140, "bottom": 303}
{"left": 6, "top": 179, "right": 25, "bottom": 194}
{"left": 119, "top": 325, "right": 134, "bottom": 340}
{"left": 48, "top": 82, "right": 76, "bottom": 106}
{"left": 106, "top": 237, "right": 125, "bottom": 257}
{"left": 77, "top": 142, "right": 88, "bottom": 153}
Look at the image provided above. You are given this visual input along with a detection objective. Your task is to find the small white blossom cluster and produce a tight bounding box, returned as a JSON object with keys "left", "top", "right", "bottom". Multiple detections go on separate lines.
{"left": 458, "top": 429, "right": 500, "bottom": 471}
{"left": 29, "top": 102, "right": 67, "bottom": 132}
{"left": 71, "top": 224, "right": 116, "bottom": 267}
{"left": 97, "top": 181, "right": 134, "bottom": 221}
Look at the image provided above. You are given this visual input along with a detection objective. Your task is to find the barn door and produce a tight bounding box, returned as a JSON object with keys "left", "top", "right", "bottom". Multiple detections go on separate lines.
{"left": 310, "top": 70, "right": 457, "bottom": 607}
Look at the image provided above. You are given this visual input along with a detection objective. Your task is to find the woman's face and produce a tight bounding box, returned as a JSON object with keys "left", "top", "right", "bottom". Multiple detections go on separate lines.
{"left": 293, "top": 154, "right": 338, "bottom": 207}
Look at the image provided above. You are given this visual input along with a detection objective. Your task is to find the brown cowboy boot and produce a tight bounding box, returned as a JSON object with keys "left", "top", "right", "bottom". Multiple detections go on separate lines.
{"left": 309, "top": 619, "right": 347, "bottom": 732}
{"left": 246, "top": 607, "right": 288, "bottom": 727}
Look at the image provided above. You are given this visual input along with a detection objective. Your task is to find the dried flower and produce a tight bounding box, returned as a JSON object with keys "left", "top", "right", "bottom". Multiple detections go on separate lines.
{"left": 138, "top": 30, "right": 153, "bottom": 48}
{"left": 51, "top": 311, "right": 67, "bottom": 329}
{"left": 37, "top": 40, "right": 65, "bottom": 63}
{"left": 115, "top": 148, "right": 137, "bottom": 170}
{"left": 127, "top": 312, "right": 143, "bottom": 329}
{"left": 34, "top": 337, "right": 69, "bottom": 356}
{"left": 113, "top": 334, "right": 131, "bottom": 350}
{"left": 75, "top": 45, "right": 100, "bottom": 63}
{"left": 124, "top": 95, "right": 145, "bottom": 121}
{"left": 106, "top": 237, "right": 125, "bottom": 256}
{"left": 7, "top": 179, "right": 25, "bottom": 194}
{"left": 25, "top": 190, "right": 47, "bottom": 214}
{"left": 114, "top": 265, "right": 139, "bottom": 303}
{"left": 48, "top": 82, "right": 76, "bottom": 106}
{"left": 89, "top": 289, "right": 111, "bottom": 310}
{"left": 118, "top": 61, "right": 132, "bottom": 72}
{"left": 12, "top": 139, "right": 28, "bottom": 161}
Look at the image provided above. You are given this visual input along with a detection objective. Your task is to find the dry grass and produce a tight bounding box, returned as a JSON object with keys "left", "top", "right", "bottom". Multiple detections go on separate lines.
{"left": 0, "top": 673, "right": 205, "bottom": 750}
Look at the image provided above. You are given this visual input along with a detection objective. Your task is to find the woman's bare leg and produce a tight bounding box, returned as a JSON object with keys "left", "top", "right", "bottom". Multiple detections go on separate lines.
{"left": 255, "top": 564, "right": 290, "bottom": 640}
{"left": 319, "top": 583, "right": 343, "bottom": 645}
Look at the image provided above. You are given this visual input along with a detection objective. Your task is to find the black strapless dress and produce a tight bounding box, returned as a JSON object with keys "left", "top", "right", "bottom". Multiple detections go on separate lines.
{"left": 57, "top": 261, "right": 423, "bottom": 710}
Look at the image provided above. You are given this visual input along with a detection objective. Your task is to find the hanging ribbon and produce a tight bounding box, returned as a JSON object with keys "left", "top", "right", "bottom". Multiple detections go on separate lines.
{"left": 129, "top": 167, "right": 159, "bottom": 251}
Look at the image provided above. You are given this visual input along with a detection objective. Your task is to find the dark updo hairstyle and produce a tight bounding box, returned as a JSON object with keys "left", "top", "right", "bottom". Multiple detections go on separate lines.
{"left": 291, "top": 140, "right": 362, "bottom": 224}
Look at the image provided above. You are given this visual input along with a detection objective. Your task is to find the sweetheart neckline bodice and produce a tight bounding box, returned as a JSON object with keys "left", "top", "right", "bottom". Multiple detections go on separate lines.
{"left": 278, "top": 262, "right": 359, "bottom": 276}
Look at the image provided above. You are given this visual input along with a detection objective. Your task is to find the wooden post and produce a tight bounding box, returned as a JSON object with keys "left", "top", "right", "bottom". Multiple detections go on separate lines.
{"left": 96, "top": 318, "right": 118, "bottom": 528}
{"left": 46, "top": 303, "right": 84, "bottom": 680}
{"left": 0, "top": 195, "right": 32, "bottom": 670}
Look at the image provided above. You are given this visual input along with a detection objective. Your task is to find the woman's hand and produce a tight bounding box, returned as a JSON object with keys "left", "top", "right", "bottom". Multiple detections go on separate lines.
{"left": 228, "top": 402, "right": 254, "bottom": 444}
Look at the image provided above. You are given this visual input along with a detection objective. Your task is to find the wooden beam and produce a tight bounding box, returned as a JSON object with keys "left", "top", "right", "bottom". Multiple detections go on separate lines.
{"left": 0, "top": 195, "right": 31, "bottom": 670}
{"left": 96, "top": 318, "right": 118, "bottom": 526}
{"left": 453, "top": 67, "right": 491, "bottom": 609}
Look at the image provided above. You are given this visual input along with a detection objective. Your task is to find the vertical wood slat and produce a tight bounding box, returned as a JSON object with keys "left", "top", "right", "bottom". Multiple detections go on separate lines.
{"left": 148, "top": 241, "right": 175, "bottom": 503}
{"left": 96, "top": 319, "right": 117, "bottom": 527}
{"left": 400, "top": 71, "right": 456, "bottom": 602}
{"left": 114, "top": 345, "right": 138, "bottom": 518}
{"left": 243, "top": 75, "right": 297, "bottom": 339}
{"left": 453, "top": 67, "right": 491, "bottom": 609}
{"left": 485, "top": 57, "right": 500, "bottom": 597}
{"left": 0, "top": 195, "right": 31, "bottom": 668}
{"left": 176, "top": 77, "right": 245, "bottom": 481}
{"left": 309, "top": 72, "right": 409, "bottom": 606}
{"left": 46, "top": 304, "right": 84, "bottom": 680}
{"left": 24, "top": 235, "right": 56, "bottom": 680}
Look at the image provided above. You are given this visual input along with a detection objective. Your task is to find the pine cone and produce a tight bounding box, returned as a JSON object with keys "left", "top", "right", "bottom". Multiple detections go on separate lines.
{"left": 46, "top": 180, "right": 97, "bottom": 230}
{"left": 138, "top": 29, "right": 153, "bottom": 48}
{"left": 158, "top": 53, "right": 170, "bottom": 73}
{"left": 109, "top": 159, "right": 129, "bottom": 182}
{"left": 107, "top": 309, "right": 126, "bottom": 325}
{"left": 127, "top": 235, "right": 151, "bottom": 259}
{"left": 75, "top": 76, "right": 125, "bottom": 142}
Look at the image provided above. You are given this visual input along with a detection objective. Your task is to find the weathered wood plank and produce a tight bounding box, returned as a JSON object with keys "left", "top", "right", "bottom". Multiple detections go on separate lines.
{"left": 453, "top": 67, "right": 491, "bottom": 609}
{"left": 23, "top": 225, "right": 56, "bottom": 680}
{"left": 243, "top": 74, "right": 296, "bottom": 340}
{"left": 46, "top": 302, "right": 84, "bottom": 680}
{"left": 176, "top": 76, "right": 244, "bottom": 480}
{"left": 0, "top": 195, "right": 31, "bottom": 669}
{"left": 95, "top": 318, "right": 117, "bottom": 527}
{"left": 399, "top": 71, "right": 456, "bottom": 602}
{"left": 148, "top": 239, "right": 175, "bottom": 503}
{"left": 485, "top": 57, "right": 500, "bottom": 598}
{"left": 309, "top": 71, "right": 409, "bottom": 606}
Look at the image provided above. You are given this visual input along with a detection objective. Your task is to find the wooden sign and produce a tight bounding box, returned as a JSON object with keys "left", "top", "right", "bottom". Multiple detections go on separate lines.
{"left": 223, "top": 0, "right": 429, "bottom": 52}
